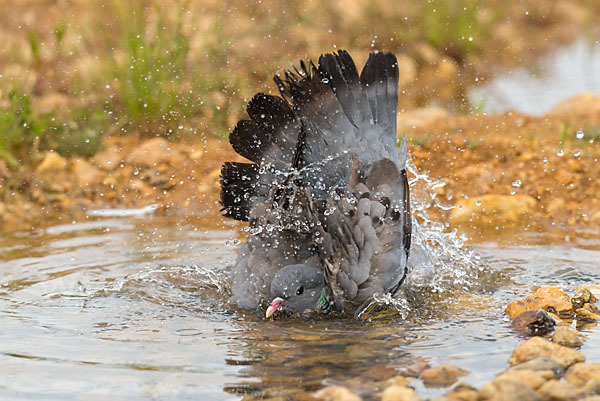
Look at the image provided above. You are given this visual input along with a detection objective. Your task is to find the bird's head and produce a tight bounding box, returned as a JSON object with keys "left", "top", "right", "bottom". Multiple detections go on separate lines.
{"left": 266, "top": 264, "right": 327, "bottom": 318}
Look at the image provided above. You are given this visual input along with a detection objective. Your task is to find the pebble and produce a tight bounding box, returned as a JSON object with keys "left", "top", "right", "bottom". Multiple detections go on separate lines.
{"left": 495, "top": 369, "right": 554, "bottom": 389}
{"left": 72, "top": 158, "right": 106, "bottom": 188}
{"left": 552, "top": 327, "right": 585, "bottom": 348}
{"left": 127, "top": 137, "right": 185, "bottom": 168}
{"left": 546, "top": 198, "right": 567, "bottom": 215}
{"left": 419, "top": 365, "right": 469, "bottom": 387}
{"left": 576, "top": 307, "right": 600, "bottom": 322}
{"left": 536, "top": 379, "right": 580, "bottom": 400}
{"left": 510, "top": 358, "right": 564, "bottom": 377}
{"left": 479, "top": 376, "right": 540, "bottom": 401}
{"left": 444, "top": 383, "right": 478, "bottom": 401}
{"left": 547, "top": 92, "right": 600, "bottom": 116}
{"left": 312, "top": 386, "right": 362, "bottom": 401}
{"left": 565, "top": 363, "right": 600, "bottom": 387}
{"left": 93, "top": 147, "right": 125, "bottom": 171}
{"left": 450, "top": 194, "right": 537, "bottom": 226}
{"left": 505, "top": 287, "right": 573, "bottom": 319}
{"left": 380, "top": 384, "right": 421, "bottom": 401}
{"left": 35, "top": 151, "right": 68, "bottom": 173}
{"left": 572, "top": 287, "right": 598, "bottom": 310}
{"left": 34, "top": 151, "right": 72, "bottom": 192}
{"left": 509, "top": 337, "right": 585, "bottom": 368}
{"left": 510, "top": 309, "right": 555, "bottom": 335}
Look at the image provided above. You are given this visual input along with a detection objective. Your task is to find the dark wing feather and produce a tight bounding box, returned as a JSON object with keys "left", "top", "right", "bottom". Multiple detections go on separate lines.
{"left": 360, "top": 52, "right": 399, "bottom": 164}
{"left": 220, "top": 94, "right": 301, "bottom": 221}
{"left": 219, "top": 162, "right": 261, "bottom": 221}
{"left": 318, "top": 51, "right": 373, "bottom": 127}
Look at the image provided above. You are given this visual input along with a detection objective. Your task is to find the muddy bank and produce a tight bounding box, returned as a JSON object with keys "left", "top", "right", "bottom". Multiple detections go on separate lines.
{"left": 0, "top": 135, "right": 240, "bottom": 232}
{"left": 1, "top": 93, "right": 598, "bottom": 241}
{"left": 407, "top": 93, "right": 600, "bottom": 242}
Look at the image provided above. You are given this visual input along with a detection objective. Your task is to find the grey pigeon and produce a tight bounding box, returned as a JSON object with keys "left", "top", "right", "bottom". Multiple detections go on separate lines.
{"left": 221, "top": 50, "right": 411, "bottom": 318}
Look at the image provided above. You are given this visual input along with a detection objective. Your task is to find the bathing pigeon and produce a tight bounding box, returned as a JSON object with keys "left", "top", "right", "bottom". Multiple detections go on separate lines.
{"left": 221, "top": 50, "right": 411, "bottom": 318}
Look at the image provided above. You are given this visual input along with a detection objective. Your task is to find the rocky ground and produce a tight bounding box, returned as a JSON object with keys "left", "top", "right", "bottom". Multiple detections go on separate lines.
{"left": 311, "top": 284, "right": 600, "bottom": 401}
{"left": 408, "top": 92, "right": 600, "bottom": 243}
{"left": 2, "top": 91, "right": 599, "bottom": 243}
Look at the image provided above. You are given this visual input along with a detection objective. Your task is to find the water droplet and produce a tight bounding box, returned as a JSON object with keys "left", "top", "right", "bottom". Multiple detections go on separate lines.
{"left": 556, "top": 149, "right": 564, "bottom": 157}
{"left": 576, "top": 130, "right": 584, "bottom": 139}
{"left": 512, "top": 179, "right": 522, "bottom": 188}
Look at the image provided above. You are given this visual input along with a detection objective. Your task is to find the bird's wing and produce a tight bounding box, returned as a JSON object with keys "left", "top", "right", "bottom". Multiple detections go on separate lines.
{"left": 220, "top": 93, "right": 303, "bottom": 221}
{"left": 222, "top": 52, "right": 402, "bottom": 222}
{"left": 275, "top": 51, "right": 401, "bottom": 199}
{"left": 318, "top": 151, "right": 411, "bottom": 314}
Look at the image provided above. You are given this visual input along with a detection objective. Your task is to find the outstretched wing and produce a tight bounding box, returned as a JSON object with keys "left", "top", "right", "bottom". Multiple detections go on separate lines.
{"left": 220, "top": 94, "right": 301, "bottom": 221}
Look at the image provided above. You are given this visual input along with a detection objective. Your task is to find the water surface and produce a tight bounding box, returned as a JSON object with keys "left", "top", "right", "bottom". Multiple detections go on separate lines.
{"left": 469, "top": 38, "right": 600, "bottom": 115}
{"left": 1, "top": 214, "right": 600, "bottom": 400}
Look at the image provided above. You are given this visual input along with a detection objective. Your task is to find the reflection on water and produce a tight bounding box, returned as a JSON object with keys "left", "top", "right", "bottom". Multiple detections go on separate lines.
{"left": 469, "top": 38, "right": 600, "bottom": 115}
{"left": 1, "top": 215, "right": 600, "bottom": 400}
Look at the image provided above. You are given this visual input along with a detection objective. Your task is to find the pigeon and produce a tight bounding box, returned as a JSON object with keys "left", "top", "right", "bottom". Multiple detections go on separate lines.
{"left": 221, "top": 50, "right": 411, "bottom": 318}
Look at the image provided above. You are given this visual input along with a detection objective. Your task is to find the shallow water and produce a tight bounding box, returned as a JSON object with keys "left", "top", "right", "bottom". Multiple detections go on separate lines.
{"left": 469, "top": 38, "right": 600, "bottom": 115}
{"left": 1, "top": 214, "right": 600, "bottom": 400}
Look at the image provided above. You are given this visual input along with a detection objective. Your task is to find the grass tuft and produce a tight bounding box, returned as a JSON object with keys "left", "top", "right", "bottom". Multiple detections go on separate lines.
{"left": 96, "top": 0, "right": 237, "bottom": 137}
{"left": 558, "top": 122, "right": 569, "bottom": 149}
{"left": 0, "top": 89, "right": 103, "bottom": 167}
{"left": 0, "top": 90, "right": 51, "bottom": 167}
{"left": 400, "top": 0, "right": 506, "bottom": 61}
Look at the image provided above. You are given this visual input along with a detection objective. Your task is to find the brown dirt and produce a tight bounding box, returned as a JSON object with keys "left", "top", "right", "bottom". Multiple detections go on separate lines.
{"left": 1, "top": 96, "right": 599, "bottom": 243}
{"left": 409, "top": 105, "right": 600, "bottom": 241}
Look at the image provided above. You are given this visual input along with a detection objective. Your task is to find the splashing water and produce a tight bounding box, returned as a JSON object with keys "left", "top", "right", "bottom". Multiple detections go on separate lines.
{"left": 358, "top": 155, "right": 490, "bottom": 320}
{"left": 239, "top": 148, "right": 491, "bottom": 320}
{"left": 1, "top": 177, "right": 599, "bottom": 400}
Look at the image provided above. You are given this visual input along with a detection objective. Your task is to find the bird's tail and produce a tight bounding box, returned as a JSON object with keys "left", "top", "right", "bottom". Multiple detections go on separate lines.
{"left": 220, "top": 51, "right": 401, "bottom": 221}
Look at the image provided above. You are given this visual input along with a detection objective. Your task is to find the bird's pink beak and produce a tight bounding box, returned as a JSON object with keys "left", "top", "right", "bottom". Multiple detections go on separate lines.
{"left": 266, "top": 297, "right": 285, "bottom": 318}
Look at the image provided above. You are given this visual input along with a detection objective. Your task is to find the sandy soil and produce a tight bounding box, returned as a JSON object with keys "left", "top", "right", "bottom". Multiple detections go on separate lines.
{"left": 1, "top": 92, "right": 598, "bottom": 243}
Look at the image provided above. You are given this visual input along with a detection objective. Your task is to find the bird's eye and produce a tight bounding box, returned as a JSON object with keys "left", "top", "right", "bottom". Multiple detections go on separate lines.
{"left": 296, "top": 286, "right": 304, "bottom": 295}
